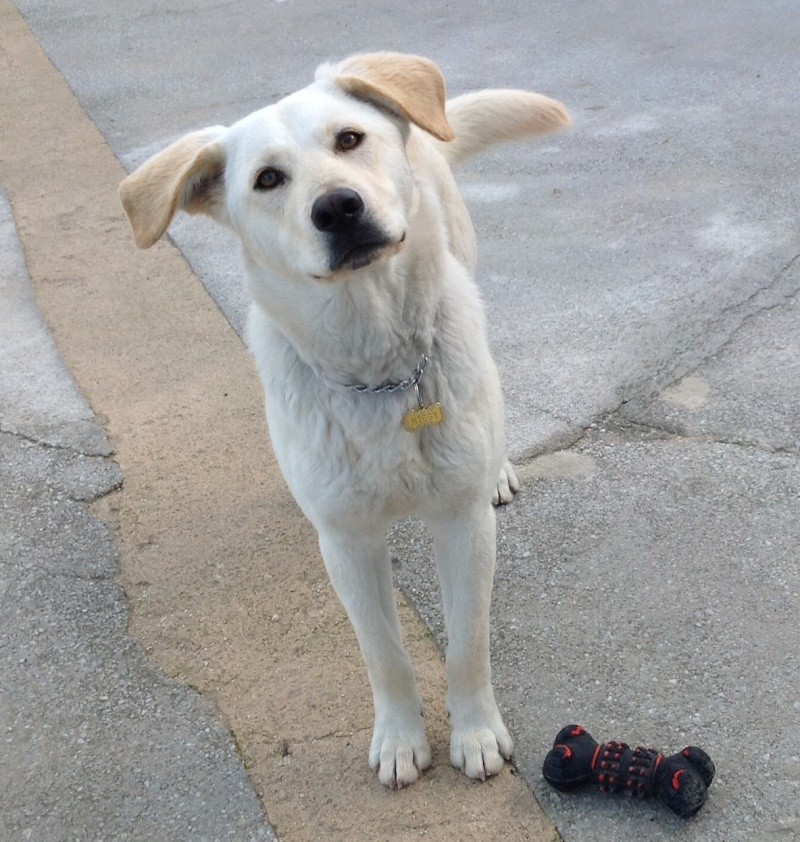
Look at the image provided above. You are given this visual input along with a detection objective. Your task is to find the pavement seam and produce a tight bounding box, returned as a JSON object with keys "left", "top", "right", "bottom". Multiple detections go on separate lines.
{"left": 0, "top": 424, "right": 112, "bottom": 459}
{"left": 516, "top": 396, "right": 800, "bottom": 466}
{"left": 0, "top": 434, "right": 123, "bottom": 510}
{"left": 586, "top": 416, "right": 800, "bottom": 458}
{"left": 704, "top": 251, "right": 800, "bottom": 362}
{"left": 513, "top": 424, "right": 586, "bottom": 464}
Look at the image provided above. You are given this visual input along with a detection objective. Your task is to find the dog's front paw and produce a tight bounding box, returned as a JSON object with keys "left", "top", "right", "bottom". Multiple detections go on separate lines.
{"left": 492, "top": 459, "right": 520, "bottom": 506}
{"left": 449, "top": 698, "right": 514, "bottom": 780}
{"left": 369, "top": 708, "right": 432, "bottom": 788}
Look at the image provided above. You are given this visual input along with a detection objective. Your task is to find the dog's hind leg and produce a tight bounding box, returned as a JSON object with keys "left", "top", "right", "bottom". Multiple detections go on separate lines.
{"left": 426, "top": 503, "right": 513, "bottom": 779}
{"left": 317, "top": 524, "right": 431, "bottom": 787}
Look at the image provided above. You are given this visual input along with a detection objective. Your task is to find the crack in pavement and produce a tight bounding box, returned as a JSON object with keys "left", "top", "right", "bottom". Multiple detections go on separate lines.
{"left": 0, "top": 426, "right": 115, "bottom": 459}
{"left": 512, "top": 250, "right": 800, "bottom": 465}
{"left": 586, "top": 415, "right": 800, "bottom": 458}
{"left": 704, "top": 251, "right": 800, "bottom": 363}
{"left": 0, "top": 429, "right": 123, "bottom": 503}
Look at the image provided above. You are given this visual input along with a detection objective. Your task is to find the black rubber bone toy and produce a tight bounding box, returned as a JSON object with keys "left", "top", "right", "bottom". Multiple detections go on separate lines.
{"left": 542, "top": 724, "right": 715, "bottom": 817}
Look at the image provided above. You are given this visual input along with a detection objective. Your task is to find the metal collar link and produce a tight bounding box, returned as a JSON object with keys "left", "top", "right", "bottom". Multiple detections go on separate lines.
{"left": 325, "top": 354, "right": 429, "bottom": 395}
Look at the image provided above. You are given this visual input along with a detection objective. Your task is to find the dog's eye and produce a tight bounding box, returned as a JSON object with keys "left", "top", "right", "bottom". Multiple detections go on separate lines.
{"left": 254, "top": 168, "right": 286, "bottom": 190}
{"left": 336, "top": 130, "right": 364, "bottom": 152}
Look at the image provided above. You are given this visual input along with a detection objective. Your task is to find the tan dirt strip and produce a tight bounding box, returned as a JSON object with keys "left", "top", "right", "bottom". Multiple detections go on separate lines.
{"left": 0, "top": 4, "right": 559, "bottom": 839}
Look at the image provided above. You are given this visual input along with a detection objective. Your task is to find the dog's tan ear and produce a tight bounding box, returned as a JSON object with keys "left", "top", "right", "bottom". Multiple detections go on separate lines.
{"left": 332, "top": 52, "right": 455, "bottom": 142}
{"left": 119, "top": 127, "right": 227, "bottom": 249}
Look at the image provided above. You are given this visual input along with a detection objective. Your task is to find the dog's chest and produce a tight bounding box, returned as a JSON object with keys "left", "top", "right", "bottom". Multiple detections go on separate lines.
{"left": 247, "top": 277, "right": 498, "bottom": 519}
{"left": 272, "top": 377, "right": 449, "bottom": 512}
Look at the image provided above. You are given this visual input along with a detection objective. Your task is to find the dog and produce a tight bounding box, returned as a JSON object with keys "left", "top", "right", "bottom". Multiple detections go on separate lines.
{"left": 120, "top": 52, "right": 570, "bottom": 788}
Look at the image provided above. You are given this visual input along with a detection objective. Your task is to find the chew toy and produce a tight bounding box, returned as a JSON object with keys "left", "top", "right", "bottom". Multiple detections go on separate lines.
{"left": 542, "top": 724, "right": 715, "bottom": 817}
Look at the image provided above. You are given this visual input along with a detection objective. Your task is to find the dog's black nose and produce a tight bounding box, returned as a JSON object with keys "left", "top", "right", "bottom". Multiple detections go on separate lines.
{"left": 311, "top": 188, "right": 365, "bottom": 232}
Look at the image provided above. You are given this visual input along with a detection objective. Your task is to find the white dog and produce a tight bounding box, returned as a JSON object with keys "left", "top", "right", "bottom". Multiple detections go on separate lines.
{"left": 120, "top": 52, "right": 569, "bottom": 788}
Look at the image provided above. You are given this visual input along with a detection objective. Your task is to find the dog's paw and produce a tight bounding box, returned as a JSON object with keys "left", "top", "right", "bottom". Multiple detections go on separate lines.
{"left": 369, "top": 709, "right": 432, "bottom": 788}
{"left": 492, "top": 459, "right": 520, "bottom": 506}
{"left": 449, "top": 700, "right": 514, "bottom": 780}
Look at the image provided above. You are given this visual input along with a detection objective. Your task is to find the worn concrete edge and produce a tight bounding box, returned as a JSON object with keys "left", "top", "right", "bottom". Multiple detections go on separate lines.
{"left": 0, "top": 3, "right": 561, "bottom": 840}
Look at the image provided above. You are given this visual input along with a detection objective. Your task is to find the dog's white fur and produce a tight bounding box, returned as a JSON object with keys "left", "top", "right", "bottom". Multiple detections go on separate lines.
{"left": 120, "top": 53, "right": 569, "bottom": 788}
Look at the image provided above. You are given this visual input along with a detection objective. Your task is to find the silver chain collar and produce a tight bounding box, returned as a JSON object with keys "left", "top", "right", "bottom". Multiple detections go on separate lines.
{"left": 321, "top": 354, "right": 429, "bottom": 395}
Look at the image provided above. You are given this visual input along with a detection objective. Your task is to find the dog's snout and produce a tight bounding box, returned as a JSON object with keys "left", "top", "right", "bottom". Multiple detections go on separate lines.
{"left": 311, "top": 188, "right": 365, "bottom": 232}
{"left": 311, "top": 187, "right": 392, "bottom": 272}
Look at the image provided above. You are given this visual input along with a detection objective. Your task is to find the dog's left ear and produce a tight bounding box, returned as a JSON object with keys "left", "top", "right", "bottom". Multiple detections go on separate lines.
{"left": 119, "top": 126, "right": 227, "bottom": 249}
{"left": 329, "top": 52, "right": 456, "bottom": 142}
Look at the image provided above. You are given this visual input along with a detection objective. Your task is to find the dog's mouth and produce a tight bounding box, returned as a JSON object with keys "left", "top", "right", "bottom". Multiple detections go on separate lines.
{"left": 326, "top": 231, "right": 406, "bottom": 275}
{"left": 335, "top": 240, "right": 390, "bottom": 271}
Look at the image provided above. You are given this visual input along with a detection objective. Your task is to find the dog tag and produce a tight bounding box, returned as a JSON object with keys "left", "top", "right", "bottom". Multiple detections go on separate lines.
{"left": 402, "top": 382, "right": 445, "bottom": 432}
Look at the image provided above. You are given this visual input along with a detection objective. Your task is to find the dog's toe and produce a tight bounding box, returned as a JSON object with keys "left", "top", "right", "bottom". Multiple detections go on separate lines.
{"left": 375, "top": 739, "right": 431, "bottom": 788}
{"left": 369, "top": 710, "right": 431, "bottom": 788}
{"left": 493, "top": 459, "right": 520, "bottom": 506}
{"left": 449, "top": 695, "right": 513, "bottom": 781}
{"left": 451, "top": 724, "right": 513, "bottom": 781}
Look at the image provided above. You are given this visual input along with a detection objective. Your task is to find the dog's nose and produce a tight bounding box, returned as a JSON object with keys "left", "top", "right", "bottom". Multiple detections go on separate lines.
{"left": 311, "top": 188, "right": 365, "bottom": 232}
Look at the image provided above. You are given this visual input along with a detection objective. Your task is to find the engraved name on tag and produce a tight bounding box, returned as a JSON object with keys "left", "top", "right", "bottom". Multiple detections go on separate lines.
{"left": 402, "top": 402, "right": 445, "bottom": 432}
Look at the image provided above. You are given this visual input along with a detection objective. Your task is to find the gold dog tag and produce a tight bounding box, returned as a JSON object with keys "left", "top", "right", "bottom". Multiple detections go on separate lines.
{"left": 402, "top": 381, "right": 445, "bottom": 432}
{"left": 403, "top": 402, "right": 445, "bottom": 432}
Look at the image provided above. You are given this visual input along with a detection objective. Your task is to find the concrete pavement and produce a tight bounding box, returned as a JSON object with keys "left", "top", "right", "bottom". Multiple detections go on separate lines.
{"left": 1, "top": 188, "right": 275, "bottom": 841}
{"left": 2, "top": 1, "right": 799, "bottom": 840}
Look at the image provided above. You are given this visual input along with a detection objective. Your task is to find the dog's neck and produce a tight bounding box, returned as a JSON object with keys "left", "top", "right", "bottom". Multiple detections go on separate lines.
{"left": 244, "top": 193, "right": 448, "bottom": 388}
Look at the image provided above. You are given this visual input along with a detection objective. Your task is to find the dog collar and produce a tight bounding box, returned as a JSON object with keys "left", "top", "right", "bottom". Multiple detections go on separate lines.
{"left": 318, "top": 354, "right": 445, "bottom": 432}
{"left": 323, "top": 354, "right": 429, "bottom": 395}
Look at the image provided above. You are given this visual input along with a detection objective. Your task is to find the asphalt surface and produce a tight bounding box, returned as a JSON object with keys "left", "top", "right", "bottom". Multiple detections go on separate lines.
{"left": 2, "top": 1, "right": 799, "bottom": 840}
{"left": 0, "top": 189, "right": 275, "bottom": 842}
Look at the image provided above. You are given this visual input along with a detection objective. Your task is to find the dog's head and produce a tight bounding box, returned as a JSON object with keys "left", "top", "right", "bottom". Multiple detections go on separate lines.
{"left": 120, "top": 52, "right": 454, "bottom": 280}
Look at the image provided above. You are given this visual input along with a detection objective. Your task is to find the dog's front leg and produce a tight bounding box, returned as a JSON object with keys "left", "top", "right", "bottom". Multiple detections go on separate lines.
{"left": 317, "top": 525, "right": 431, "bottom": 787}
{"left": 426, "top": 503, "right": 513, "bottom": 779}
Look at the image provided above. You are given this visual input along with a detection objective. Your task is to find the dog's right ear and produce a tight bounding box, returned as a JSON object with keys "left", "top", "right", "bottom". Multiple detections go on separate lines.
{"left": 326, "top": 52, "right": 456, "bottom": 142}
{"left": 119, "top": 126, "right": 227, "bottom": 249}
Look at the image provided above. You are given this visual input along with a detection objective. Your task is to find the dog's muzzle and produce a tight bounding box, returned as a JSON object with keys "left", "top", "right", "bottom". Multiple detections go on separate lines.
{"left": 311, "top": 188, "right": 391, "bottom": 271}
